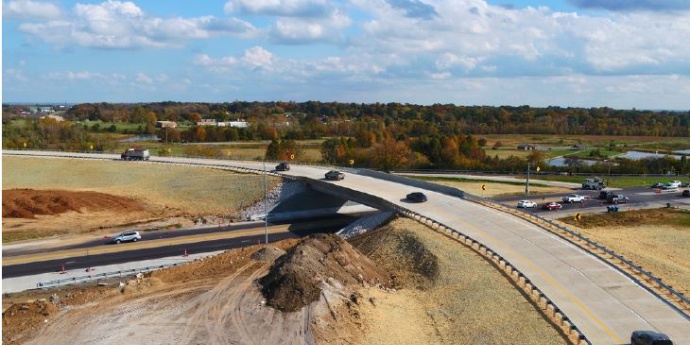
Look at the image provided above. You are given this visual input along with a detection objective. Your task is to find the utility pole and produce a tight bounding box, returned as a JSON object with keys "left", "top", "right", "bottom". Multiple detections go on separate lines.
{"left": 263, "top": 158, "right": 268, "bottom": 245}
{"left": 525, "top": 162, "right": 530, "bottom": 195}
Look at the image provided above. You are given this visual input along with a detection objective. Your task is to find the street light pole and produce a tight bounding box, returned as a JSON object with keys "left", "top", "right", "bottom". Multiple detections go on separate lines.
{"left": 263, "top": 158, "right": 268, "bottom": 245}
{"left": 525, "top": 162, "right": 530, "bottom": 195}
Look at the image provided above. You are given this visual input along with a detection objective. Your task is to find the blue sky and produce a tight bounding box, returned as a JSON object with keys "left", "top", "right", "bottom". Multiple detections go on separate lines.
{"left": 3, "top": 0, "right": 690, "bottom": 110}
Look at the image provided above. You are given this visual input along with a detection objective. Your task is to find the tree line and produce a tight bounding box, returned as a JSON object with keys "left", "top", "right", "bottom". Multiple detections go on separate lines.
{"left": 3, "top": 101, "right": 689, "bottom": 175}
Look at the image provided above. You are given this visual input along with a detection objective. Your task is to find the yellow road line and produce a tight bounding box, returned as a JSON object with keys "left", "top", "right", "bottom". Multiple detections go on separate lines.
{"left": 2, "top": 226, "right": 291, "bottom": 266}
{"left": 450, "top": 206, "right": 623, "bottom": 344}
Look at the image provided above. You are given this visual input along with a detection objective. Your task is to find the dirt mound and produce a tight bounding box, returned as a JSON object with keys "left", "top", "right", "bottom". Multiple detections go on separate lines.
{"left": 2, "top": 189, "right": 144, "bottom": 219}
{"left": 349, "top": 221, "right": 439, "bottom": 290}
{"left": 252, "top": 246, "right": 286, "bottom": 262}
{"left": 2, "top": 300, "right": 59, "bottom": 344}
{"left": 259, "top": 233, "right": 392, "bottom": 312}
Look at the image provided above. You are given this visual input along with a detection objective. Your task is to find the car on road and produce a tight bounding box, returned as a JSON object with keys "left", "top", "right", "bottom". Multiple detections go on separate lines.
{"left": 682, "top": 189, "right": 689, "bottom": 197}
{"left": 599, "top": 190, "right": 614, "bottom": 200}
{"left": 406, "top": 192, "right": 427, "bottom": 203}
{"left": 325, "top": 170, "right": 345, "bottom": 181}
{"left": 542, "top": 202, "right": 562, "bottom": 210}
{"left": 275, "top": 162, "right": 290, "bottom": 171}
{"left": 562, "top": 194, "right": 585, "bottom": 203}
{"left": 660, "top": 185, "right": 679, "bottom": 192}
{"left": 630, "top": 330, "right": 673, "bottom": 345}
{"left": 108, "top": 231, "right": 141, "bottom": 244}
{"left": 650, "top": 182, "right": 664, "bottom": 189}
{"left": 607, "top": 194, "right": 629, "bottom": 204}
{"left": 517, "top": 200, "right": 537, "bottom": 208}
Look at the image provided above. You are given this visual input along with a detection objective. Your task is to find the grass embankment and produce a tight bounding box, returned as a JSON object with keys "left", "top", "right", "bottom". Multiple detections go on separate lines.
{"left": 558, "top": 209, "right": 690, "bottom": 297}
{"left": 2, "top": 156, "right": 281, "bottom": 242}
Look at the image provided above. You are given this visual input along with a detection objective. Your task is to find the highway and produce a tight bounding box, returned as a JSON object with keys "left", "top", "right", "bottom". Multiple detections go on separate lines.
{"left": 4, "top": 150, "right": 690, "bottom": 344}
{"left": 2, "top": 217, "right": 357, "bottom": 277}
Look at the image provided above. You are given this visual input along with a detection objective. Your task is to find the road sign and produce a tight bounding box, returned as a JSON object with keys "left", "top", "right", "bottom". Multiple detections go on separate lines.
{"left": 575, "top": 213, "right": 582, "bottom": 221}
{"left": 290, "top": 154, "right": 295, "bottom": 160}
{"left": 536, "top": 166, "right": 541, "bottom": 172}
{"left": 481, "top": 184, "right": 486, "bottom": 191}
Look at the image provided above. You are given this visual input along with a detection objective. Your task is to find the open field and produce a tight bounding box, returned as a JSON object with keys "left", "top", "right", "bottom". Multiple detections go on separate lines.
{"left": 559, "top": 209, "right": 690, "bottom": 297}
{"left": 2, "top": 156, "right": 281, "bottom": 242}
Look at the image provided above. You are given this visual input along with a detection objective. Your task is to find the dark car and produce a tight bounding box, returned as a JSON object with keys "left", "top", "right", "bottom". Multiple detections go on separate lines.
{"left": 275, "top": 162, "right": 290, "bottom": 171}
{"left": 650, "top": 182, "right": 664, "bottom": 189}
{"left": 631, "top": 330, "right": 673, "bottom": 345}
{"left": 406, "top": 192, "right": 427, "bottom": 203}
{"left": 599, "top": 190, "right": 614, "bottom": 200}
{"left": 325, "top": 170, "right": 345, "bottom": 181}
{"left": 607, "top": 194, "right": 629, "bottom": 204}
{"left": 682, "top": 189, "right": 690, "bottom": 197}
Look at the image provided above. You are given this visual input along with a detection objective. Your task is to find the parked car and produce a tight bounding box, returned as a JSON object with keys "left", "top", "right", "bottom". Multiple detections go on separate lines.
{"left": 607, "top": 194, "right": 629, "bottom": 204}
{"left": 682, "top": 189, "right": 690, "bottom": 197}
{"left": 562, "top": 194, "right": 585, "bottom": 203}
{"left": 406, "top": 192, "right": 427, "bottom": 203}
{"left": 517, "top": 200, "right": 537, "bottom": 208}
{"left": 275, "top": 162, "right": 290, "bottom": 171}
{"left": 542, "top": 202, "right": 562, "bottom": 210}
{"left": 630, "top": 330, "right": 673, "bottom": 345}
{"left": 325, "top": 170, "right": 345, "bottom": 181}
{"left": 108, "top": 231, "right": 141, "bottom": 244}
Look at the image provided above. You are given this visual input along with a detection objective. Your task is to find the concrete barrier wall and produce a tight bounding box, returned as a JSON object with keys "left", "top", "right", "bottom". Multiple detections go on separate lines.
{"left": 356, "top": 169, "right": 466, "bottom": 199}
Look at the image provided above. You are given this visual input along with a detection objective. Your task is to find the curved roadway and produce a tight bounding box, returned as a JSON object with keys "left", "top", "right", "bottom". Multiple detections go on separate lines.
{"left": 5, "top": 150, "right": 690, "bottom": 344}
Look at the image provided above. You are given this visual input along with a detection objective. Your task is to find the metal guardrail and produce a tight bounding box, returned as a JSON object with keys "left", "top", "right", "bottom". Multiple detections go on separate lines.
{"left": 36, "top": 263, "right": 181, "bottom": 289}
{"left": 463, "top": 193, "right": 690, "bottom": 319}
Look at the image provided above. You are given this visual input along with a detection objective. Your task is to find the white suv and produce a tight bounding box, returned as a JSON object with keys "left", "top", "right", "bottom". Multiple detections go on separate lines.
{"left": 517, "top": 200, "right": 537, "bottom": 208}
{"left": 109, "top": 231, "right": 142, "bottom": 244}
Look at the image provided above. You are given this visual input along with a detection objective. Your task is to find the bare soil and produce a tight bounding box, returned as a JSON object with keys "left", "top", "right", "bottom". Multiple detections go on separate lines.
{"left": 2, "top": 218, "right": 567, "bottom": 345}
{"left": 2, "top": 156, "right": 280, "bottom": 242}
{"left": 3, "top": 157, "right": 687, "bottom": 345}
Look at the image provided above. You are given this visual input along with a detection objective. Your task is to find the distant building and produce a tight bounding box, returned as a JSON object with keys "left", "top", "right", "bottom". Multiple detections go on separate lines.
{"left": 223, "top": 120, "right": 249, "bottom": 128}
{"left": 197, "top": 119, "right": 217, "bottom": 126}
{"left": 517, "top": 144, "right": 536, "bottom": 150}
{"left": 156, "top": 121, "right": 177, "bottom": 129}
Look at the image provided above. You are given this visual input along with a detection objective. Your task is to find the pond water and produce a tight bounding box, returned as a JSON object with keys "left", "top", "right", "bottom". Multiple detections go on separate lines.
{"left": 618, "top": 150, "right": 683, "bottom": 160}
{"left": 119, "top": 135, "right": 160, "bottom": 142}
{"left": 546, "top": 158, "right": 598, "bottom": 167}
{"left": 547, "top": 150, "right": 688, "bottom": 167}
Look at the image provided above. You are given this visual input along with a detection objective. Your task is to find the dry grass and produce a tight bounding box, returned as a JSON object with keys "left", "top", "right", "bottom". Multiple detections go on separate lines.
{"left": 3, "top": 156, "right": 280, "bottom": 215}
{"left": 556, "top": 209, "right": 690, "bottom": 297}
{"left": 353, "top": 217, "right": 566, "bottom": 345}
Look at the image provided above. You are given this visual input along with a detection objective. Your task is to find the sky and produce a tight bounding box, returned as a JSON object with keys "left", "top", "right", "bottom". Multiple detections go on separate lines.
{"left": 2, "top": 0, "right": 690, "bottom": 110}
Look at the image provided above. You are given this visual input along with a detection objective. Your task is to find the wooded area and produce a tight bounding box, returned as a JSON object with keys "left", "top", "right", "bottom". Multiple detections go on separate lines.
{"left": 3, "top": 101, "right": 689, "bottom": 175}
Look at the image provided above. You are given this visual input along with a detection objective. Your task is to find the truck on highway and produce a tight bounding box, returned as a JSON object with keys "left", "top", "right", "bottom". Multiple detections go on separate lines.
{"left": 121, "top": 148, "right": 150, "bottom": 161}
{"left": 562, "top": 194, "right": 585, "bottom": 203}
{"left": 582, "top": 177, "right": 605, "bottom": 190}
{"left": 607, "top": 193, "right": 629, "bottom": 204}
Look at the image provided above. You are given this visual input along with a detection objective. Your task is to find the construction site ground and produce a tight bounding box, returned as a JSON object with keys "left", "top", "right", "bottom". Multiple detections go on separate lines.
{"left": 3, "top": 156, "right": 689, "bottom": 344}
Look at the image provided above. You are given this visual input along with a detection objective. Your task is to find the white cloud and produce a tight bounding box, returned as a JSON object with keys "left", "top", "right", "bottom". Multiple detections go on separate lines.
{"left": 3, "top": 0, "right": 62, "bottom": 20}
{"left": 135, "top": 72, "right": 153, "bottom": 84}
{"left": 224, "top": 0, "right": 332, "bottom": 17}
{"left": 4, "top": 68, "right": 29, "bottom": 83}
{"left": 15, "top": 1, "right": 257, "bottom": 49}
{"left": 242, "top": 46, "right": 274, "bottom": 69}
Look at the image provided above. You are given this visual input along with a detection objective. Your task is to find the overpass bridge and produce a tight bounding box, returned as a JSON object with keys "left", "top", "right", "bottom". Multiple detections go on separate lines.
{"left": 4, "top": 150, "right": 690, "bottom": 344}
